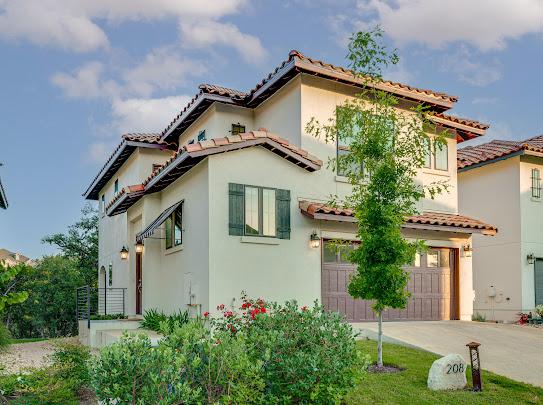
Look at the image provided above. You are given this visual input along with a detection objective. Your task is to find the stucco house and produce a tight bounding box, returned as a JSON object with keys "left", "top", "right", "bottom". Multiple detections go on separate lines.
{"left": 0, "top": 249, "right": 35, "bottom": 267}
{"left": 458, "top": 136, "right": 543, "bottom": 321}
{"left": 84, "top": 50, "right": 497, "bottom": 323}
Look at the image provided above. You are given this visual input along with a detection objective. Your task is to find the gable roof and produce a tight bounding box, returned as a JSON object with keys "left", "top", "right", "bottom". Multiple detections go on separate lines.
{"left": 106, "top": 130, "right": 322, "bottom": 216}
{"left": 0, "top": 176, "right": 7, "bottom": 209}
{"left": 0, "top": 248, "right": 31, "bottom": 264}
{"left": 160, "top": 50, "right": 487, "bottom": 144}
{"left": 83, "top": 133, "right": 175, "bottom": 200}
{"left": 457, "top": 134, "right": 543, "bottom": 170}
{"left": 299, "top": 201, "right": 497, "bottom": 235}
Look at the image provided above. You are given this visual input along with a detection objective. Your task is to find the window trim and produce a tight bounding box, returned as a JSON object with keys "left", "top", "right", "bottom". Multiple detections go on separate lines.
{"left": 433, "top": 140, "right": 449, "bottom": 171}
{"left": 114, "top": 179, "right": 119, "bottom": 194}
{"left": 531, "top": 168, "right": 541, "bottom": 199}
{"left": 101, "top": 194, "right": 106, "bottom": 217}
{"left": 197, "top": 130, "right": 206, "bottom": 142}
{"left": 231, "top": 123, "right": 246, "bottom": 136}
{"left": 243, "top": 185, "right": 277, "bottom": 237}
{"left": 165, "top": 202, "right": 183, "bottom": 250}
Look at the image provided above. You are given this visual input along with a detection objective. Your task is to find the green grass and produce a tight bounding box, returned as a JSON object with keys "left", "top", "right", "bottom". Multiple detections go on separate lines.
{"left": 8, "top": 338, "right": 48, "bottom": 344}
{"left": 346, "top": 340, "right": 543, "bottom": 404}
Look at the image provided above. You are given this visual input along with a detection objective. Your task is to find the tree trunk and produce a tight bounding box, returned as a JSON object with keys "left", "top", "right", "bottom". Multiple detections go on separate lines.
{"left": 377, "top": 311, "right": 383, "bottom": 367}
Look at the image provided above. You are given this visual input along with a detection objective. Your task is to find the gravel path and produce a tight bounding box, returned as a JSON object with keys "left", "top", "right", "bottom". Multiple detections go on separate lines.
{"left": 0, "top": 339, "right": 67, "bottom": 374}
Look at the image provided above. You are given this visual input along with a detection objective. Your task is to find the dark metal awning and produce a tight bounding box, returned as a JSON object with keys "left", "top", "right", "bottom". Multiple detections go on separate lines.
{"left": 136, "top": 200, "right": 182, "bottom": 242}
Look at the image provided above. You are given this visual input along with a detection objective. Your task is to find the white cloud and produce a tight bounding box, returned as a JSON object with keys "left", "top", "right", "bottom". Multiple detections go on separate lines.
{"left": 471, "top": 97, "right": 499, "bottom": 105}
{"left": 111, "top": 96, "right": 192, "bottom": 133}
{"left": 51, "top": 62, "right": 120, "bottom": 99}
{"left": 87, "top": 142, "right": 112, "bottom": 163}
{"left": 0, "top": 0, "right": 252, "bottom": 52}
{"left": 123, "top": 47, "right": 206, "bottom": 97}
{"left": 179, "top": 19, "right": 267, "bottom": 62}
{"left": 357, "top": 0, "right": 543, "bottom": 51}
{"left": 441, "top": 46, "right": 502, "bottom": 86}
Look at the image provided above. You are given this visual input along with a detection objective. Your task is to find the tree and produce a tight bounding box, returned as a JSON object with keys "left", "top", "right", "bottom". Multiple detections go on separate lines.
{"left": 42, "top": 203, "right": 98, "bottom": 287}
{"left": 306, "top": 27, "right": 448, "bottom": 367}
{"left": 0, "top": 262, "right": 29, "bottom": 311}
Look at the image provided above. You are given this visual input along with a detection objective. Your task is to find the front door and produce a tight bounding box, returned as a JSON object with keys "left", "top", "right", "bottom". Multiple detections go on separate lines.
{"left": 136, "top": 252, "right": 142, "bottom": 315}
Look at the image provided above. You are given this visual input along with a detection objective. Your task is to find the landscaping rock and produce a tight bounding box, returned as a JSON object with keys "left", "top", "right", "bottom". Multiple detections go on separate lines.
{"left": 427, "top": 353, "right": 467, "bottom": 391}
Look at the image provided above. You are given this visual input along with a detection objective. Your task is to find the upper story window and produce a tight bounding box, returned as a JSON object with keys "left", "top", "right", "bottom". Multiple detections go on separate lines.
{"left": 164, "top": 203, "right": 183, "bottom": 249}
{"left": 532, "top": 168, "right": 541, "bottom": 199}
{"left": 101, "top": 194, "right": 105, "bottom": 217}
{"left": 197, "top": 130, "right": 206, "bottom": 142}
{"left": 228, "top": 183, "right": 290, "bottom": 239}
{"left": 231, "top": 123, "right": 246, "bottom": 135}
{"left": 114, "top": 179, "right": 119, "bottom": 194}
{"left": 423, "top": 138, "right": 432, "bottom": 168}
{"left": 434, "top": 141, "right": 448, "bottom": 171}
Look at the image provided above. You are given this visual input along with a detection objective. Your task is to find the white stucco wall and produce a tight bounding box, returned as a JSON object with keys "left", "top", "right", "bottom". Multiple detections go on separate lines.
{"left": 458, "top": 157, "right": 522, "bottom": 321}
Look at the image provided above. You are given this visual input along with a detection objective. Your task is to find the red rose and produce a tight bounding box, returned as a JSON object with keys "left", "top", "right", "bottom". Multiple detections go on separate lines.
{"left": 260, "top": 307, "right": 267, "bottom": 313}
{"left": 301, "top": 306, "right": 308, "bottom": 311}
{"left": 203, "top": 311, "right": 209, "bottom": 318}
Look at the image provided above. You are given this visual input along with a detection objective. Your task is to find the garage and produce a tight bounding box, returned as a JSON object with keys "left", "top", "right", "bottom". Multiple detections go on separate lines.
{"left": 321, "top": 241, "right": 458, "bottom": 321}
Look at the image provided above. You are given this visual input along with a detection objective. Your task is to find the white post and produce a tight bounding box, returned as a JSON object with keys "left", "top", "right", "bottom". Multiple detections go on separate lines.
{"left": 377, "top": 311, "right": 383, "bottom": 367}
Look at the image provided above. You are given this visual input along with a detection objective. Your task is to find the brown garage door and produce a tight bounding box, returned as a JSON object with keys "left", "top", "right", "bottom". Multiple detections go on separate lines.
{"left": 321, "top": 241, "right": 457, "bottom": 321}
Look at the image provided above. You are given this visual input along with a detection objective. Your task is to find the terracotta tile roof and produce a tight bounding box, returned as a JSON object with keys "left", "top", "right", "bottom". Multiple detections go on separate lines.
{"left": 299, "top": 201, "right": 497, "bottom": 235}
{"left": 457, "top": 134, "right": 543, "bottom": 170}
{"left": 106, "top": 131, "right": 322, "bottom": 216}
{"left": 429, "top": 112, "right": 489, "bottom": 143}
{"left": 246, "top": 50, "right": 458, "bottom": 108}
{"left": 83, "top": 133, "right": 175, "bottom": 200}
{"left": 430, "top": 113, "right": 489, "bottom": 131}
{"left": 198, "top": 83, "right": 247, "bottom": 99}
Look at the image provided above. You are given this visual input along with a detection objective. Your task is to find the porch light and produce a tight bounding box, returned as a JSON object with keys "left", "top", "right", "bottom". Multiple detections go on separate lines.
{"left": 462, "top": 244, "right": 473, "bottom": 258}
{"left": 527, "top": 253, "right": 535, "bottom": 265}
{"left": 135, "top": 241, "right": 144, "bottom": 254}
{"left": 120, "top": 246, "right": 129, "bottom": 260}
{"left": 310, "top": 232, "right": 320, "bottom": 248}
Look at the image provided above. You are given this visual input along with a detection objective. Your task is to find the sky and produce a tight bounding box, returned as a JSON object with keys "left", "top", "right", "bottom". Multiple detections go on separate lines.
{"left": 1, "top": 0, "right": 543, "bottom": 258}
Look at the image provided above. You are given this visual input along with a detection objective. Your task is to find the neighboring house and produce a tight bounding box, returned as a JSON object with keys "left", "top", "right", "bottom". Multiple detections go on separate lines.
{"left": 84, "top": 50, "right": 496, "bottom": 322}
{"left": 0, "top": 173, "right": 7, "bottom": 209}
{"left": 0, "top": 249, "right": 35, "bottom": 267}
{"left": 458, "top": 136, "right": 543, "bottom": 321}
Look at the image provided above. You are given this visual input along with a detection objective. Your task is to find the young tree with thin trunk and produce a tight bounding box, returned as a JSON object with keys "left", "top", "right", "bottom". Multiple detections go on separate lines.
{"left": 307, "top": 27, "right": 448, "bottom": 367}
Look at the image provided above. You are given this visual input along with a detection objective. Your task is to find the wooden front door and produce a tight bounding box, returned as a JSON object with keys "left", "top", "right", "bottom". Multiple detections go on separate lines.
{"left": 321, "top": 241, "right": 458, "bottom": 321}
{"left": 136, "top": 252, "right": 142, "bottom": 315}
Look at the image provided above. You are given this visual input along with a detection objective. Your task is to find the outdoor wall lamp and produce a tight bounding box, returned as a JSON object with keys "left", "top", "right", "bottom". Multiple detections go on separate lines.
{"left": 462, "top": 244, "right": 473, "bottom": 258}
{"left": 527, "top": 253, "right": 535, "bottom": 265}
{"left": 120, "top": 246, "right": 129, "bottom": 260}
{"left": 135, "top": 241, "right": 144, "bottom": 254}
{"left": 310, "top": 231, "right": 321, "bottom": 248}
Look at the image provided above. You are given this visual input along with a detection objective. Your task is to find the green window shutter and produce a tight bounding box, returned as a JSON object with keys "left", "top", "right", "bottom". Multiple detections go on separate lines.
{"left": 229, "top": 183, "right": 244, "bottom": 235}
{"left": 276, "top": 189, "right": 291, "bottom": 239}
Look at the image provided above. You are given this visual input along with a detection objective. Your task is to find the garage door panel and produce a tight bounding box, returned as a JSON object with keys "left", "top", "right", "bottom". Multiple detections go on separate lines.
{"left": 322, "top": 243, "right": 456, "bottom": 322}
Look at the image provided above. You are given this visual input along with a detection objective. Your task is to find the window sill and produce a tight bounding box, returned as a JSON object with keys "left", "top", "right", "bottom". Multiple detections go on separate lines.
{"left": 335, "top": 175, "right": 350, "bottom": 184}
{"left": 421, "top": 169, "right": 450, "bottom": 177}
{"left": 531, "top": 196, "right": 542, "bottom": 203}
{"left": 165, "top": 244, "right": 184, "bottom": 255}
{"left": 240, "top": 236, "right": 280, "bottom": 245}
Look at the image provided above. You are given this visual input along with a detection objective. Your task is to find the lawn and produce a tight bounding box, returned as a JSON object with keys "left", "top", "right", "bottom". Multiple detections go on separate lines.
{"left": 7, "top": 338, "right": 48, "bottom": 344}
{"left": 347, "top": 340, "right": 543, "bottom": 404}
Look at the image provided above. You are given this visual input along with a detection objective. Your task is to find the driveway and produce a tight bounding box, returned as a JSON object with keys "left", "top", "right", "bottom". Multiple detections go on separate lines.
{"left": 353, "top": 321, "right": 543, "bottom": 388}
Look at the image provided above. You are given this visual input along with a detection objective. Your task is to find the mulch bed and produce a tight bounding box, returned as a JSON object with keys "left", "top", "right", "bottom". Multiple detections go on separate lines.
{"left": 367, "top": 364, "right": 405, "bottom": 374}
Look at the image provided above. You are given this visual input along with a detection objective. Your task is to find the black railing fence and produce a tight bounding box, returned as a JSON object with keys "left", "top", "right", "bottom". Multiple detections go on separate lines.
{"left": 76, "top": 286, "right": 126, "bottom": 326}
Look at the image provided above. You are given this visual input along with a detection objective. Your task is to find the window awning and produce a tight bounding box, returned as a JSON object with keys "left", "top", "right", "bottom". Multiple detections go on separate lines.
{"left": 136, "top": 201, "right": 182, "bottom": 242}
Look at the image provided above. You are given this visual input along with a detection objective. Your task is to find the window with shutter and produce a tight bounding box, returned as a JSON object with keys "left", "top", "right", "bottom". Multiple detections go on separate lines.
{"left": 228, "top": 183, "right": 289, "bottom": 239}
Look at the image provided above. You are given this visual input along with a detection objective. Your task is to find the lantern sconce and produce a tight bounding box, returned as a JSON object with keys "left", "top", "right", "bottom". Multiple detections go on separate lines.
{"left": 120, "top": 246, "right": 129, "bottom": 260}
{"left": 462, "top": 244, "right": 473, "bottom": 258}
{"left": 527, "top": 253, "right": 535, "bottom": 265}
{"left": 135, "top": 241, "right": 144, "bottom": 254}
{"left": 466, "top": 341, "right": 482, "bottom": 392}
{"left": 310, "top": 232, "right": 321, "bottom": 249}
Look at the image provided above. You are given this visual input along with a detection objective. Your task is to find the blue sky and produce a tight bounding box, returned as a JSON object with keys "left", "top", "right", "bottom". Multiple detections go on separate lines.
{"left": 1, "top": 0, "right": 543, "bottom": 258}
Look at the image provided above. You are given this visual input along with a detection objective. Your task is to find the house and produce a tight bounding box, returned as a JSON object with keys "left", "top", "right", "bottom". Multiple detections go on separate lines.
{"left": 458, "top": 136, "right": 543, "bottom": 321}
{"left": 0, "top": 249, "right": 35, "bottom": 267}
{"left": 84, "top": 50, "right": 497, "bottom": 323}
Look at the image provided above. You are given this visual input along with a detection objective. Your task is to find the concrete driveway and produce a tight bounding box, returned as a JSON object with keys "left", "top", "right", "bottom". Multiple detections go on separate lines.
{"left": 353, "top": 321, "right": 543, "bottom": 388}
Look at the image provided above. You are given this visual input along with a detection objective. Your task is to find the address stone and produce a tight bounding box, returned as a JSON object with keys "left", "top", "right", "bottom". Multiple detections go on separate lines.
{"left": 427, "top": 353, "right": 467, "bottom": 391}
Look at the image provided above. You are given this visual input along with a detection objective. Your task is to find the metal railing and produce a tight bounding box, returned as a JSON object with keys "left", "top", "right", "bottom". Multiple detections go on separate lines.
{"left": 76, "top": 286, "right": 126, "bottom": 327}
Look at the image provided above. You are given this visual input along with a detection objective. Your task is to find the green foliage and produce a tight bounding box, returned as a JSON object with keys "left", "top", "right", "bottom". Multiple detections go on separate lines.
{"left": 0, "top": 262, "right": 29, "bottom": 312}
{"left": 140, "top": 308, "right": 189, "bottom": 332}
{"left": 535, "top": 304, "right": 543, "bottom": 318}
{"left": 90, "top": 323, "right": 264, "bottom": 404}
{"left": 0, "top": 339, "right": 91, "bottom": 404}
{"left": 0, "top": 321, "right": 10, "bottom": 351}
{"left": 89, "top": 313, "right": 127, "bottom": 320}
{"left": 211, "top": 295, "right": 368, "bottom": 404}
{"left": 472, "top": 312, "right": 487, "bottom": 322}
{"left": 5, "top": 256, "right": 86, "bottom": 338}
{"left": 42, "top": 203, "right": 98, "bottom": 287}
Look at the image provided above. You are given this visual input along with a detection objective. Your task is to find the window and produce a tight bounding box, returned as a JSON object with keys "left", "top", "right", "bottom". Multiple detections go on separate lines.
{"left": 231, "top": 123, "right": 246, "bottom": 135}
{"left": 108, "top": 263, "right": 113, "bottom": 287}
{"left": 101, "top": 194, "right": 105, "bottom": 216}
{"left": 414, "top": 251, "right": 422, "bottom": 267}
{"left": 114, "top": 179, "right": 119, "bottom": 194}
{"left": 423, "top": 138, "right": 432, "bottom": 168}
{"left": 228, "top": 183, "right": 290, "bottom": 239}
{"left": 188, "top": 139, "right": 195, "bottom": 145}
{"left": 197, "top": 130, "right": 206, "bottom": 142}
{"left": 165, "top": 203, "right": 183, "bottom": 249}
{"left": 434, "top": 141, "right": 448, "bottom": 171}
{"left": 532, "top": 168, "right": 541, "bottom": 199}
{"left": 244, "top": 186, "right": 276, "bottom": 236}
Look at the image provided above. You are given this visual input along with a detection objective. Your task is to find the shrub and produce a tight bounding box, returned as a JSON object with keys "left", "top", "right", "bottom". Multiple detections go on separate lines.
{"left": 0, "top": 322, "right": 11, "bottom": 351}
{"left": 211, "top": 294, "right": 368, "bottom": 404}
{"left": 472, "top": 312, "right": 486, "bottom": 322}
{"left": 90, "top": 322, "right": 264, "bottom": 404}
{"left": 535, "top": 305, "right": 543, "bottom": 318}
{"left": 89, "top": 313, "right": 127, "bottom": 320}
{"left": 140, "top": 308, "right": 189, "bottom": 332}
